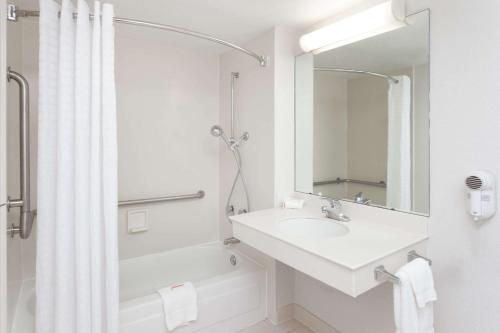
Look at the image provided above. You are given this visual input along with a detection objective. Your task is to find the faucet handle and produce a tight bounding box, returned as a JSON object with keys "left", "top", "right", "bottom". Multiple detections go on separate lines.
{"left": 321, "top": 196, "right": 341, "bottom": 209}
{"left": 320, "top": 195, "right": 333, "bottom": 206}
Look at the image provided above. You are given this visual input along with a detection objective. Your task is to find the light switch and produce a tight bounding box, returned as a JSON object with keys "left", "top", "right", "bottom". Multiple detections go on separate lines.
{"left": 127, "top": 209, "right": 149, "bottom": 233}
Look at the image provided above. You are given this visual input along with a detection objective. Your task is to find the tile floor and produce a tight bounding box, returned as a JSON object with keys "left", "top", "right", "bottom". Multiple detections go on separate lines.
{"left": 238, "top": 319, "right": 315, "bottom": 333}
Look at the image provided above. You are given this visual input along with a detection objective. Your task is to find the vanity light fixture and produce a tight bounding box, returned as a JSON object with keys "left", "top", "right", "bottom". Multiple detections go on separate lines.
{"left": 300, "top": 0, "right": 407, "bottom": 54}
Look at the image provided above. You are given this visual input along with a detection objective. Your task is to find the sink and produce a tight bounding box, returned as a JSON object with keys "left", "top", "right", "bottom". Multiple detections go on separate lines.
{"left": 277, "top": 217, "right": 349, "bottom": 239}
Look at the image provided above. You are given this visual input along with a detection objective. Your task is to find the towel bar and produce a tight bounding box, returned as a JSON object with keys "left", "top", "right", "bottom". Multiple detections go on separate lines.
{"left": 374, "top": 265, "right": 401, "bottom": 284}
{"left": 408, "top": 250, "right": 432, "bottom": 265}
{"left": 374, "top": 250, "right": 432, "bottom": 285}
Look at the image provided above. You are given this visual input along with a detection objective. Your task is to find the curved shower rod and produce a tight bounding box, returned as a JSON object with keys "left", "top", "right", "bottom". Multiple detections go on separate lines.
{"left": 7, "top": 4, "right": 268, "bottom": 67}
{"left": 314, "top": 67, "right": 399, "bottom": 83}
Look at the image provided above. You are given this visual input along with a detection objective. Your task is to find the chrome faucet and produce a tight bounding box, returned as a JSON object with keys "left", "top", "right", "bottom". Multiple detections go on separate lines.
{"left": 353, "top": 192, "right": 371, "bottom": 205}
{"left": 321, "top": 197, "right": 351, "bottom": 222}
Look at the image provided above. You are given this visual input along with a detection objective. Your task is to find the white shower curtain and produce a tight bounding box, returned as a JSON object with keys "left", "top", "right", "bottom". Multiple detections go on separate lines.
{"left": 36, "top": 0, "right": 118, "bottom": 332}
{"left": 387, "top": 76, "right": 411, "bottom": 211}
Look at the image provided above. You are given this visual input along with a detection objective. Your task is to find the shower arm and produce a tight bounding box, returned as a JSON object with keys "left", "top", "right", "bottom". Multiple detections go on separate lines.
{"left": 7, "top": 4, "right": 268, "bottom": 67}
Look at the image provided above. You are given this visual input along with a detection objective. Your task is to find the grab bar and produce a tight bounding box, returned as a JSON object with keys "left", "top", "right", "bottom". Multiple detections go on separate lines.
{"left": 314, "top": 177, "right": 387, "bottom": 188}
{"left": 5, "top": 67, "right": 35, "bottom": 239}
{"left": 118, "top": 190, "right": 205, "bottom": 207}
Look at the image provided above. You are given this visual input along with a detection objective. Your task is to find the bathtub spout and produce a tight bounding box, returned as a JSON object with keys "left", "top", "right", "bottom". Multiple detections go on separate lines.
{"left": 223, "top": 237, "right": 240, "bottom": 245}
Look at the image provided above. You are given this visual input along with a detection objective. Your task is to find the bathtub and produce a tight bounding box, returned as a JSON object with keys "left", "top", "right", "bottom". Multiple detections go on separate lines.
{"left": 120, "top": 242, "right": 267, "bottom": 332}
{"left": 11, "top": 242, "right": 267, "bottom": 333}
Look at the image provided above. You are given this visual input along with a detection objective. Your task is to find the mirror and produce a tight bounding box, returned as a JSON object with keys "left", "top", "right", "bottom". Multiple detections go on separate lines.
{"left": 295, "top": 10, "right": 430, "bottom": 215}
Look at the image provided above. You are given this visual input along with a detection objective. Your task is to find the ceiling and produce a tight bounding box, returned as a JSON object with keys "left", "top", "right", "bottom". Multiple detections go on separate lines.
{"left": 21, "top": 0, "right": 388, "bottom": 54}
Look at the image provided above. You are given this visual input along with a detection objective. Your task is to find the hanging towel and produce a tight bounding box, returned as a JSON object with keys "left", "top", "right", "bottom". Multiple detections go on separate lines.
{"left": 387, "top": 76, "right": 412, "bottom": 211}
{"left": 406, "top": 259, "right": 437, "bottom": 309}
{"left": 394, "top": 258, "right": 437, "bottom": 333}
{"left": 158, "top": 282, "right": 198, "bottom": 332}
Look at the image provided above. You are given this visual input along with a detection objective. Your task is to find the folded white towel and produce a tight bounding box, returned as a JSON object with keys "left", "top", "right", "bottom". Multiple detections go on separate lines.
{"left": 158, "top": 282, "right": 198, "bottom": 332}
{"left": 283, "top": 198, "right": 305, "bottom": 209}
{"left": 394, "top": 258, "right": 437, "bottom": 333}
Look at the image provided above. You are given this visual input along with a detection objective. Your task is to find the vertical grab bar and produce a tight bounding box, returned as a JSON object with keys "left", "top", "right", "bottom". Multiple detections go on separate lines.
{"left": 6, "top": 67, "right": 35, "bottom": 239}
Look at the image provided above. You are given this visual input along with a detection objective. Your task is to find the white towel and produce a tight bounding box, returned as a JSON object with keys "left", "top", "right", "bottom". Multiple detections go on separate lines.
{"left": 394, "top": 258, "right": 437, "bottom": 333}
{"left": 158, "top": 282, "right": 198, "bottom": 332}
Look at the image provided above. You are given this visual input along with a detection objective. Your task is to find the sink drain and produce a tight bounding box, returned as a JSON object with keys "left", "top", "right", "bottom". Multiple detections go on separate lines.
{"left": 230, "top": 255, "right": 237, "bottom": 266}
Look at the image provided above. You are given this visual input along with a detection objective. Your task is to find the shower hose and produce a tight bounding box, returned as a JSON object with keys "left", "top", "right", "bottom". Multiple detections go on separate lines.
{"left": 226, "top": 148, "right": 250, "bottom": 222}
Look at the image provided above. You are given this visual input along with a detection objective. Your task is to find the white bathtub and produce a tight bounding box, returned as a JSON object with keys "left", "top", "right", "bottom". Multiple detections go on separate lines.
{"left": 120, "top": 242, "right": 267, "bottom": 333}
{"left": 11, "top": 242, "right": 267, "bottom": 333}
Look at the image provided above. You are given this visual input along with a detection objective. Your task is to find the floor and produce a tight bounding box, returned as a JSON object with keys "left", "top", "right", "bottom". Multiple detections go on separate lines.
{"left": 238, "top": 319, "right": 315, "bottom": 333}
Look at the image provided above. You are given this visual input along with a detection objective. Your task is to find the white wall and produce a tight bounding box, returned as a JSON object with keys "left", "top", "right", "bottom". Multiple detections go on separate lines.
{"left": 291, "top": 1, "right": 500, "bottom": 332}
{"left": 312, "top": 73, "right": 348, "bottom": 199}
{"left": 3, "top": 12, "right": 39, "bottom": 331}
{"left": 273, "top": 26, "right": 297, "bottom": 207}
{"left": 427, "top": 0, "right": 500, "bottom": 331}
{"left": 115, "top": 29, "right": 220, "bottom": 259}
{"left": 219, "top": 27, "right": 298, "bottom": 322}
{"left": 1, "top": 15, "right": 40, "bottom": 331}
{"left": 294, "top": 54, "right": 314, "bottom": 194}
{"left": 0, "top": 0, "right": 7, "bottom": 329}
{"left": 18, "top": 19, "right": 38, "bottom": 283}
{"left": 273, "top": 27, "right": 301, "bottom": 315}
{"left": 6, "top": 10, "right": 26, "bottom": 331}
{"left": 218, "top": 29, "right": 275, "bottom": 239}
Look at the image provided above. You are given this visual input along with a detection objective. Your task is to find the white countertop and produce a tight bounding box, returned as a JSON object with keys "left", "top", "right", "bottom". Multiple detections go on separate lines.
{"left": 230, "top": 207, "right": 428, "bottom": 270}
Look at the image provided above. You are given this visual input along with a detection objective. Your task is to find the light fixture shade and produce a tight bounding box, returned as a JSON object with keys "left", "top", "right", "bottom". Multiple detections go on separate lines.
{"left": 299, "top": 0, "right": 407, "bottom": 54}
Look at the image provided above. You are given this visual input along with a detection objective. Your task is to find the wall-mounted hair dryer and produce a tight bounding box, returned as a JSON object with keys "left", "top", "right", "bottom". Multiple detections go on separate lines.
{"left": 465, "top": 171, "right": 496, "bottom": 221}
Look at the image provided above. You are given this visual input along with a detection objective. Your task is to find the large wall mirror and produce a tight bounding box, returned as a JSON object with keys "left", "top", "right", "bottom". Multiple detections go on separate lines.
{"left": 295, "top": 10, "right": 430, "bottom": 215}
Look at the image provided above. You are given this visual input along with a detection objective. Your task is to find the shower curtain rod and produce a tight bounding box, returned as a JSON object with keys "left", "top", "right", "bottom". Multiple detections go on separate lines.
{"left": 7, "top": 4, "right": 267, "bottom": 67}
{"left": 314, "top": 67, "right": 399, "bottom": 83}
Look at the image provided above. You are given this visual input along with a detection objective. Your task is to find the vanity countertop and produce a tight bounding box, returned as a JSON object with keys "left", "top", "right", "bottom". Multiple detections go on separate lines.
{"left": 230, "top": 207, "right": 428, "bottom": 271}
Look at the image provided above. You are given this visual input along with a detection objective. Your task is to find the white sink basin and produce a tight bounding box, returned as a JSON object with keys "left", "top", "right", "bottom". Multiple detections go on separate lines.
{"left": 277, "top": 217, "right": 349, "bottom": 239}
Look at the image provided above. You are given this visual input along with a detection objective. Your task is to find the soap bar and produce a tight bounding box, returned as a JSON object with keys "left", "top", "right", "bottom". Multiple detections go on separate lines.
{"left": 283, "top": 198, "right": 305, "bottom": 209}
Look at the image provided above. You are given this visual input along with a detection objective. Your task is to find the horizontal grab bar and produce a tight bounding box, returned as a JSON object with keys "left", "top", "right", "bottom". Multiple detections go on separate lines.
{"left": 118, "top": 190, "right": 205, "bottom": 207}
{"left": 314, "top": 178, "right": 387, "bottom": 188}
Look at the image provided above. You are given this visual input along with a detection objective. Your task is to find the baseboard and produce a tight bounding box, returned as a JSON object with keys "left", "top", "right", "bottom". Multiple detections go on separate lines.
{"left": 273, "top": 303, "right": 294, "bottom": 325}
{"left": 293, "top": 304, "right": 341, "bottom": 333}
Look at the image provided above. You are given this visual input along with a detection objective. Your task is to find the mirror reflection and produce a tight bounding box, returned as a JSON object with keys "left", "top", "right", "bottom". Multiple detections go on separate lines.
{"left": 295, "top": 11, "right": 430, "bottom": 215}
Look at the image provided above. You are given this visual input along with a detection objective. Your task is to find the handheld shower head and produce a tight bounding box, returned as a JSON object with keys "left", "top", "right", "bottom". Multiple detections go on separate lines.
{"left": 210, "top": 125, "right": 249, "bottom": 151}
{"left": 210, "top": 125, "right": 224, "bottom": 137}
{"left": 210, "top": 125, "right": 231, "bottom": 147}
